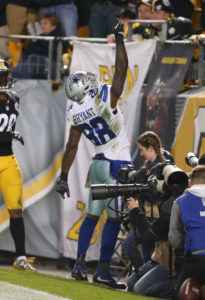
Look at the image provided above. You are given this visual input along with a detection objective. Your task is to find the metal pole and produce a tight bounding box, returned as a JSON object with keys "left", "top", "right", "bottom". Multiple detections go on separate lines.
{"left": 47, "top": 39, "right": 54, "bottom": 80}
{"left": 56, "top": 39, "right": 63, "bottom": 82}
{"left": 198, "top": 43, "right": 205, "bottom": 88}
{"left": 161, "top": 21, "right": 167, "bottom": 42}
{"left": 127, "top": 22, "right": 133, "bottom": 42}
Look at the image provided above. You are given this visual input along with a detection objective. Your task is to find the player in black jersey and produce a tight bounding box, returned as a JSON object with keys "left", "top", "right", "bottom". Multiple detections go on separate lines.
{"left": 0, "top": 59, "right": 36, "bottom": 271}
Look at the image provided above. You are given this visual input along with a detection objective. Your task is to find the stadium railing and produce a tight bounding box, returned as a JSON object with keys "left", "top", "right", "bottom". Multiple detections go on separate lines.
{"left": 0, "top": 26, "right": 205, "bottom": 87}
{"left": 127, "top": 19, "right": 168, "bottom": 41}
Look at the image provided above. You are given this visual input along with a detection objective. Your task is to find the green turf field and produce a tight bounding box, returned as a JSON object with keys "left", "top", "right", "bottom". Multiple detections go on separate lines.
{"left": 0, "top": 268, "right": 158, "bottom": 300}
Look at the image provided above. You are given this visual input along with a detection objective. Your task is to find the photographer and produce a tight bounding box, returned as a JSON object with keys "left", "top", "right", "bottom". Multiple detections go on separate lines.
{"left": 123, "top": 132, "right": 188, "bottom": 298}
{"left": 169, "top": 165, "right": 205, "bottom": 299}
{"left": 126, "top": 181, "right": 185, "bottom": 298}
{"left": 120, "top": 131, "right": 174, "bottom": 275}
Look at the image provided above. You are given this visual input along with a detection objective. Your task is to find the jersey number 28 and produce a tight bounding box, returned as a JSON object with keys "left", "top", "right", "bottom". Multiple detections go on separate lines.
{"left": 80, "top": 116, "right": 116, "bottom": 145}
{"left": 0, "top": 113, "right": 16, "bottom": 132}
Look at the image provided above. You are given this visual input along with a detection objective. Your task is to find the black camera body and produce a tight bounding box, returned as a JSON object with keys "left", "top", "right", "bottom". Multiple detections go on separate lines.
{"left": 117, "top": 164, "right": 137, "bottom": 184}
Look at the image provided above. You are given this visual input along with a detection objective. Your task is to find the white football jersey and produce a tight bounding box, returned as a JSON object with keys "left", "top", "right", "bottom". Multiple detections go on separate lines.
{"left": 67, "top": 84, "right": 130, "bottom": 160}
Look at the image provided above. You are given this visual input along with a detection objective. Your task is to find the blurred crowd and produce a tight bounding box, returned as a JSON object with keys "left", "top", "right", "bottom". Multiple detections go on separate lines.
{"left": 0, "top": 0, "right": 204, "bottom": 79}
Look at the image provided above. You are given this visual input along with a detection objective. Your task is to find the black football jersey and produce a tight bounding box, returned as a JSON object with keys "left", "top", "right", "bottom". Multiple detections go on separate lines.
{"left": 0, "top": 91, "right": 19, "bottom": 155}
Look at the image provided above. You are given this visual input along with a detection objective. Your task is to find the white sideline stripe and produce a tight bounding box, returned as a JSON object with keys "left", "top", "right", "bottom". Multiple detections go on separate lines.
{"left": 0, "top": 281, "right": 72, "bottom": 300}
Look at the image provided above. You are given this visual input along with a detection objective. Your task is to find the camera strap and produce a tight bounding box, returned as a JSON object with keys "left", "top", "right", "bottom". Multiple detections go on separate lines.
{"left": 145, "top": 161, "right": 162, "bottom": 177}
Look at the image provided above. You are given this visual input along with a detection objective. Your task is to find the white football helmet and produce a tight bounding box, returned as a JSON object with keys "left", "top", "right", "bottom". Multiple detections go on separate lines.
{"left": 0, "top": 59, "right": 13, "bottom": 91}
{"left": 65, "top": 71, "right": 100, "bottom": 104}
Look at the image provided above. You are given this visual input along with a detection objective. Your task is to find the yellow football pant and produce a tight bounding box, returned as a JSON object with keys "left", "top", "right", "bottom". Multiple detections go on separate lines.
{"left": 0, "top": 155, "right": 23, "bottom": 210}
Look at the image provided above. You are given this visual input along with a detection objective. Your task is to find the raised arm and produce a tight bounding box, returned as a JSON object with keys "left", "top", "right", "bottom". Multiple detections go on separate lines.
{"left": 56, "top": 125, "right": 82, "bottom": 198}
{"left": 110, "top": 17, "right": 128, "bottom": 109}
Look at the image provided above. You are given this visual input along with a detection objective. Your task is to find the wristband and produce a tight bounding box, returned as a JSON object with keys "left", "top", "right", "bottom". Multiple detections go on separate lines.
{"left": 60, "top": 172, "right": 68, "bottom": 181}
{"left": 115, "top": 34, "right": 124, "bottom": 45}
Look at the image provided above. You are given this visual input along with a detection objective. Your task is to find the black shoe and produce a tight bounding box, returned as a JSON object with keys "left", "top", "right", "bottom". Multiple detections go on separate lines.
{"left": 72, "top": 263, "right": 88, "bottom": 281}
{"left": 93, "top": 270, "right": 126, "bottom": 289}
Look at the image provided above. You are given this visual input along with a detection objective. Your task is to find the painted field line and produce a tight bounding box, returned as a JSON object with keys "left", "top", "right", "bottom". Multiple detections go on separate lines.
{"left": 0, "top": 281, "right": 72, "bottom": 300}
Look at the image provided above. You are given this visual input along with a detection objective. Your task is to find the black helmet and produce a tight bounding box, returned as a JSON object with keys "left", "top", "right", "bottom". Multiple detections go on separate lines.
{"left": 0, "top": 59, "right": 14, "bottom": 91}
{"left": 152, "top": 0, "right": 173, "bottom": 13}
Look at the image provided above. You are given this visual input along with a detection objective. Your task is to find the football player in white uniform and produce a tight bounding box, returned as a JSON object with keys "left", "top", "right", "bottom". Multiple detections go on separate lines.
{"left": 56, "top": 17, "right": 131, "bottom": 289}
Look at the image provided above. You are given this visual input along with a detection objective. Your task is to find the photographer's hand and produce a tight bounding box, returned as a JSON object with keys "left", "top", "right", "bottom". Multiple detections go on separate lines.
{"left": 127, "top": 197, "right": 139, "bottom": 211}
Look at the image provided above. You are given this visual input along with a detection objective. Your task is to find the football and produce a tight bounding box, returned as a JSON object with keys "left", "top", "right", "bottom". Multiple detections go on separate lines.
{"left": 178, "top": 277, "right": 200, "bottom": 300}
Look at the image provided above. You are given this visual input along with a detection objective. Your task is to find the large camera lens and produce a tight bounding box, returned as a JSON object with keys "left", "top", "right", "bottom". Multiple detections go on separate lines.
{"left": 185, "top": 152, "right": 199, "bottom": 167}
{"left": 163, "top": 165, "right": 188, "bottom": 187}
{"left": 91, "top": 183, "right": 150, "bottom": 200}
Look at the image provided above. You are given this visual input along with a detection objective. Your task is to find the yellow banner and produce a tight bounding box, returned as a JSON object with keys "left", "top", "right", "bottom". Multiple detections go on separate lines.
{"left": 172, "top": 91, "right": 205, "bottom": 172}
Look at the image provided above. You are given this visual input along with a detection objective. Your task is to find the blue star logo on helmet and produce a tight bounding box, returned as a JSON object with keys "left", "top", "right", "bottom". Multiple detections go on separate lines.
{"left": 65, "top": 71, "right": 100, "bottom": 104}
{"left": 73, "top": 77, "right": 80, "bottom": 84}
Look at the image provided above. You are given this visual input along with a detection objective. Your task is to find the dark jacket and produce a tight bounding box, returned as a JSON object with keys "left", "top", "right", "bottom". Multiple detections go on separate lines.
{"left": 7, "top": 0, "right": 75, "bottom": 7}
{"left": 0, "top": 0, "right": 7, "bottom": 26}
{"left": 170, "top": 0, "right": 194, "bottom": 19}
{"left": 32, "top": 0, "right": 75, "bottom": 6}
{"left": 129, "top": 184, "right": 185, "bottom": 245}
{"left": 7, "top": 0, "right": 37, "bottom": 7}
{"left": 132, "top": 150, "right": 174, "bottom": 204}
{"left": 23, "top": 26, "right": 67, "bottom": 59}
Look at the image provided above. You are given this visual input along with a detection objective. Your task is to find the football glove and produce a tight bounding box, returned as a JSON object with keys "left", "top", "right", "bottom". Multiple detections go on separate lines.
{"left": 112, "top": 17, "right": 124, "bottom": 44}
{"left": 113, "top": 17, "right": 124, "bottom": 36}
{"left": 56, "top": 178, "right": 70, "bottom": 199}
{"left": 12, "top": 131, "right": 24, "bottom": 145}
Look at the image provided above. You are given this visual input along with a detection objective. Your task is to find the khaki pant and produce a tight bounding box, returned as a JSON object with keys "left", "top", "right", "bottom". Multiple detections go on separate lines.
{"left": 151, "top": 240, "right": 176, "bottom": 276}
{"left": 6, "top": 4, "right": 38, "bottom": 35}
{"left": 6, "top": 4, "right": 38, "bottom": 66}
{"left": 0, "top": 25, "right": 11, "bottom": 59}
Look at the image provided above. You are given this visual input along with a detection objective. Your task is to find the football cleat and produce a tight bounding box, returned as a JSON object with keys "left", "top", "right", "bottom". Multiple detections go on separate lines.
{"left": 93, "top": 270, "right": 127, "bottom": 290}
{"left": 71, "top": 263, "right": 88, "bottom": 281}
{"left": 13, "top": 257, "right": 37, "bottom": 272}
